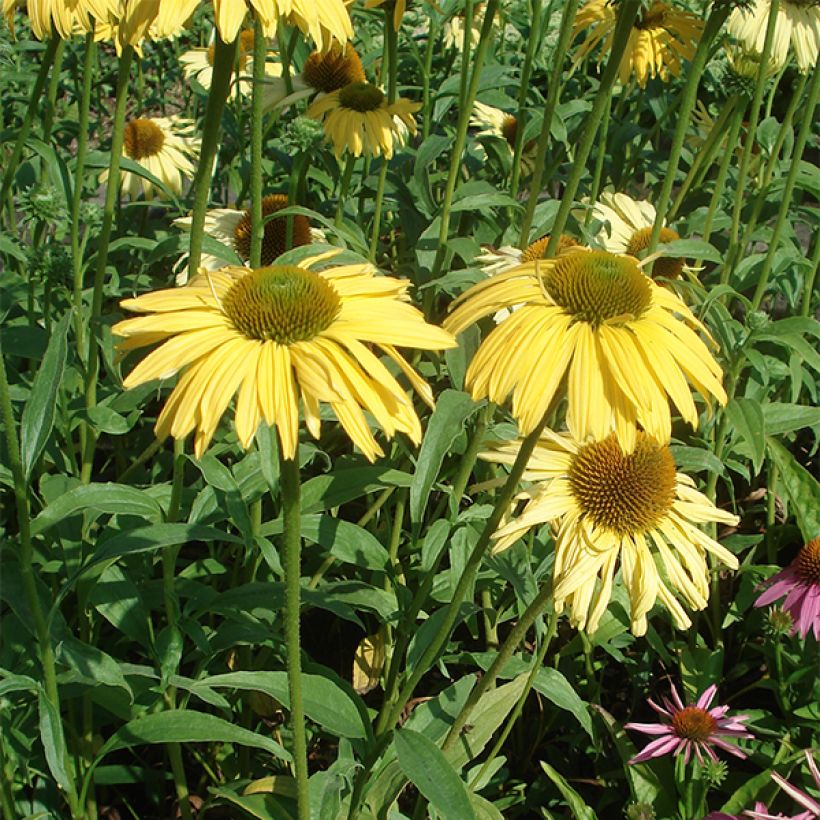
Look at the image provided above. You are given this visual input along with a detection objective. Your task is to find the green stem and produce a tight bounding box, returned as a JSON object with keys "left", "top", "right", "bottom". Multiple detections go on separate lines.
{"left": 71, "top": 34, "right": 96, "bottom": 359}
{"left": 334, "top": 154, "right": 355, "bottom": 227}
{"left": 0, "top": 37, "right": 59, "bottom": 214}
{"left": 249, "top": 17, "right": 267, "bottom": 269}
{"left": 43, "top": 38, "right": 65, "bottom": 141}
{"left": 584, "top": 92, "right": 611, "bottom": 226}
{"left": 509, "top": 0, "right": 543, "bottom": 199}
{"left": 543, "top": 0, "right": 640, "bottom": 258}
{"left": 0, "top": 340, "right": 81, "bottom": 817}
{"left": 668, "top": 94, "right": 739, "bottom": 222}
{"left": 725, "top": 0, "right": 781, "bottom": 264}
{"left": 749, "top": 65, "right": 820, "bottom": 312}
{"left": 442, "top": 584, "right": 553, "bottom": 752}
{"left": 469, "top": 609, "right": 557, "bottom": 786}
{"left": 420, "top": 18, "right": 436, "bottom": 141}
{"left": 278, "top": 449, "right": 309, "bottom": 820}
{"left": 800, "top": 224, "right": 819, "bottom": 318}
{"left": 0, "top": 734, "right": 16, "bottom": 820}
{"left": 81, "top": 44, "right": 133, "bottom": 486}
{"left": 187, "top": 35, "right": 239, "bottom": 274}
{"left": 518, "top": 0, "right": 579, "bottom": 247}
{"left": 429, "top": 0, "right": 499, "bottom": 279}
{"left": 647, "top": 4, "right": 731, "bottom": 253}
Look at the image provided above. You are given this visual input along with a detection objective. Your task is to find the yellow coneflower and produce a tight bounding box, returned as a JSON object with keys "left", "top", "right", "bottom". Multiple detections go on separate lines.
{"left": 444, "top": 249, "right": 727, "bottom": 451}
{"left": 112, "top": 116, "right": 200, "bottom": 199}
{"left": 173, "top": 194, "right": 321, "bottom": 282}
{"left": 8, "top": 0, "right": 115, "bottom": 39}
{"left": 585, "top": 192, "right": 686, "bottom": 280}
{"left": 442, "top": 3, "right": 484, "bottom": 49}
{"left": 573, "top": 0, "right": 704, "bottom": 87}
{"left": 475, "top": 234, "right": 580, "bottom": 278}
{"left": 470, "top": 101, "right": 538, "bottom": 175}
{"left": 481, "top": 430, "right": 739, "bottom": 635}
{"left": 113, "top": 253, "right": 456, "bottom": 460}
{"left": 307, "top": 82, "right": 420, "bottom": 158}
{"left": 729, "top": 0, "right": 819, "bottom": 73}
{"left": 180, "top": 28, "right": 282, "bottom": 95}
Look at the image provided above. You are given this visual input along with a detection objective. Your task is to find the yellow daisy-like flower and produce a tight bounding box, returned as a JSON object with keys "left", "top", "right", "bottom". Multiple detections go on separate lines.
{"left": 113, "top": 254, "right": 457, "bottom": 460}
{"left": 728, "top": 0, "right": 819, "bottom": 73}
{"left": 573, "top": 0, "right": 705, "bottom": 87}
{"left": 442, "top": 3, "right": 484, "bottom": 49}
{"left": 6, "top": 0, "right": 114, "bottom": 38}
{"left": 475, "top": 234, "right": 581, "bottom": 278}
{"left": 482, "top": 430, "right": 739, "bottom": 635}
{"left": 307, "top": 82, "right": 420, "bottom": 159}
{"left": 444, "top": 249, "right": 727, "bottom": 451}
{"left": 113, "top": 116, "right": 200, "bottom": 199}
{"left": 172, "top": 194, "right": 321, "bottom": 282}
{"left": 585, "top": 192, "right": 685, "bottom": 280}
{"left": 470, "top": 101, "right": 538, "bottom": 176}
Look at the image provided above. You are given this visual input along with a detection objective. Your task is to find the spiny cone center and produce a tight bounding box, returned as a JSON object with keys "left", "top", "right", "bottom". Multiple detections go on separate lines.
{"left": 544, "top": 250, "right": 652, "bottom": 326}
{"left": 500, "top": 115, "right": 518, "bottom": 149}
{"left": 626, "top": 226, "right": 683, "bottom": 279}
{"left": 671, "top": 706, "right": 718, "bottom": 742}
{"left": 569, "top": 434, "right": 677, "bottom": 536}
{"left": 123, "top": 119, "right": 165, "bottom": 160}
{"left": 796, "top": 537, "right": 820, "bottom": 584}
{"left": 303, "top": 44, "right": 365, "bottom": 93}
{"left": 339, "top": 82, "right": 385, "bottom": 113}
{"left": 223, "top": 265, "right": 341, "bottom": 344}
{"left": 521, "top": 234, "right": 579, "bottom": 263}
{"left": 233, "top": 194, "right": 312, "bottom": 266}
{"left": 635, "top": 5, "right": 667, "bottom": 29}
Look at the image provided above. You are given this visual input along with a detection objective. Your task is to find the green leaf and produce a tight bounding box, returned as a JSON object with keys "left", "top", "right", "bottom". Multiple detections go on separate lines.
{"left": 725, "top": 397, "right": 766, "bottom": 475}
{"left": 410, "top": 390, "right": 477, "bottom": 523}
{"left": 86, "top": 406, "right": 132, "bottom": 434}
{"left": 767, "top": 437, "right": 820, "bottom": 540}
{"left": 20, "top": 309, "right": 71, "bottom": 480}
{"left": 209, "top": 786, "right": 293, "bottom": 820}
{"left": 192, "top": 671, "right": 368, "bottom": 739}
{"left": 532, "top": 668, "right": 593, "bottom": 739}
{"left": 97, "top": 710, "right": 290, "bottom": 761}
{"left": 30, "top": 483, "right": 164, "bottom": 535}
{"left": 301, "top": 466, "right": 411, "bottom": 513}
{"left": 394, "top": 728, "right": 476, "bottom": 820}
{"left": 719, "top": 767, "right": 773, "bottom": 814}
{"left": 656, "top": 238, "right": 722, "bottom": 263}
{"left": 539, "top": 761, "right": 596, "bottom": 820}
{"left": 762, "top": 403, "right": 820, "bottom": 435}
{"left": 57, "top": 638, "right": 132, "bottom": 699}
{"left": 39, "top": 690, "right": 72, "bottom": 793}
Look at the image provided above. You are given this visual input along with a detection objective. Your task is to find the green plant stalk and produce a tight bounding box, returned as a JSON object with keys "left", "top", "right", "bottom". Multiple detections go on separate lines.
{"left": 375, "top": 413, "right": 551, "bottom": 738}
{"left": 518, "top": 0, "right": 580, "bottom": 247}
{"left": 725, "top": 0, "right": 781, "bottom": 261}
{"left": 543, "top": 0, "right": 640, "bottom": 258}
{"left": 765, "top": 61, "right": 788, "bottom": 120}
{"left": 80, "top": 44, "right": 133, "bottom": 485}
{"left": 429, "top": 0, "right": 499, "bottom": 279}
{"left": 0, "top": 36, "right": 60, "bottom": 214}
{"left": 749, "top": 65, "right": 820, "bottom": 311}
{"left": 249, "top": 17, "right": 267, "bottom": 269}
{"left": 71, "top": 34, "right": 97, "bottom": 360}
{"left": 43, "top": 38, "right": 66, "bottom": 141}
{"left": 737, "top": 71, "right": 809, "bottom": 255}
{"left": 278, "top": 449, "right": 309, "bottom": 820}
{"left": 584, "top": 92, "right": 611, "bottom": 227}
{"left": 469, "top": 609, "right": 557, "bottom": 786}
{"left": 0, "top": 341, "right": 81, "bottom": 817}
{"left": 509, "top": 0, "right": 543, "bottom": 199}
{"left": 335, "top": 154, "right": 355, "bottom": 227}
{"left": 187, "top": 35, "right": 239, "bottom": 273}
{"left": 668, "top": 94, "right": 740, "bottom": 222}
{"left": 647, "top": 4, "right": 731, "bottom": 253}
{"left": 421, "top": 18, "right": 437, "bottom": 141}
{"left": 0, "top": 734, "right": 16, "bottom": 820}
{"left": 800, "top": 222, "right": 819, "bottom": 318}
{"left": 442, "top": 583, "right": 553, "bottom": 752}
{"left": 457, "top": 0, "right": 475, "bottom": 116}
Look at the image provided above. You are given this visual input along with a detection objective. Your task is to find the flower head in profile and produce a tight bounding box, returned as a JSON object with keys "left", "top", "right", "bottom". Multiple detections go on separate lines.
{"left": 626, "top": 684, "right": 753, "bottom": 765}
{"left": 475, "top": 234, "right": 580, "bottom": 278}
{"left": 729, "top": 0, "right": 820, "bottom": 73}
{"left": 442, "top": 3, "right": 484, "bottom": 49}
{"left": 113, "top": 254, "right": 456, "bottom": 459}
{"left": 5, "top": 0, "right": 114, "bottom": 38}
{"left": 754, "top": 536, "right": 820, "bottom": 639}
{"left": 173, "top": 194, "right": 320, "bottom": 282}
{"left": 470, "top": 101, "right": 538, "bottom": 175}
{"left": 481, "top": 430, "right": 739, "bottom": 635}
{"left": 573, "top": 1, "right": 705, "bottom": 87}
{"left": 307, "top": 82, "right": 419, "bottom": 158}
{"left": 113, "top": 116, "right": 200, "bottom": 199}
{"left": 444, "top": 249, "right": 727, "bottom": 451}
{"left": 744, "top": 751, "right": 820, "bottom": 819}
{"left": 585, "top": 192, "right": 686, "bottom": 280}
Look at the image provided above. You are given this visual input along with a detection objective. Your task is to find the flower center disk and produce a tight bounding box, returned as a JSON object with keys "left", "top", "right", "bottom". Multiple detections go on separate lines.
{"left": 796, "top": 536, "right": 820, "bottom": 584}
{"left": 568, "top": 434, "right": 677, "bottom": 536}
{"left": 521, "top": 234, "right": 579, "bottom": 263}
{"left": 338, "top": 82, "right": 385, "bottom": 113}
{"left": 233, "top": 194, "right": 312, "bottom": 266}
{"left": 123, "top": 119, "right": 165, "bottom": 160}
{"left": 626, "top": 226, "right": 683, "bottom": 280}
{"left": 671, "top": 706, "right": 718, "bottom": 742}
{"left": 303, "top": 43, "right": 365, "bottom": 93}
{"left": 223, "top": 265, "right": 341, "bottom": 344}
{"left": 543, "top": 250, "right": 652, "bottom": 326}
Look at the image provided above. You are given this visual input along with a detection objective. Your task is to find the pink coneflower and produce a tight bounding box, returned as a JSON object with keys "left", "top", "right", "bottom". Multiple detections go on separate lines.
{"left": 626, "top": 684, "right": 753, "bottom": 765}
{"left": 755, "top": 537, "right": 820, "bottom": 640}
{"left": 744, "top": 751, "right": 820, "bottom": 819}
